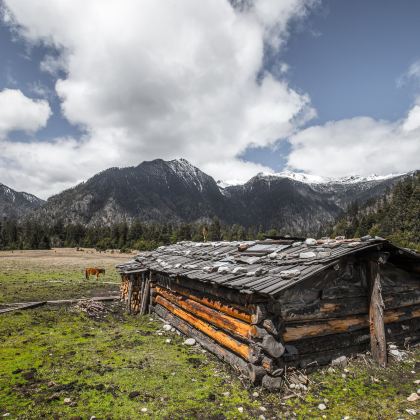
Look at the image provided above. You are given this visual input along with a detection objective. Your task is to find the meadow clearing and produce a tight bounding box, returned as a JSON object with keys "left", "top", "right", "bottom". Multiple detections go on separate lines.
{"left": 0, "top": 249, "right": 419, "bottom": 419}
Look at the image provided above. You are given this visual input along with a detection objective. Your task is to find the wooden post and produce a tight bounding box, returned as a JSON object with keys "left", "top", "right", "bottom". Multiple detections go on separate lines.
{"left": 127, "top": 274, "right": 134, "bottom": 314}
{"left": 368, "top": 259, "right": 387, "bottom": 367}
{"left": 140, "top": 274, "right": 151, "bottom": 315}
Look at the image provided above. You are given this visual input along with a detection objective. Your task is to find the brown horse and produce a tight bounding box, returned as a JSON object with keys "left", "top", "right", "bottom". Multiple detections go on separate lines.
{"left": 85, "top": 267, "right": 105, "bottom": 280}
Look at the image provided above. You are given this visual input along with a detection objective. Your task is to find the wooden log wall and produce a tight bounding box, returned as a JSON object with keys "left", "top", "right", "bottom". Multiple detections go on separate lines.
{"left": 277, "top": 258, "right": 420, "bottom": 369}
{"left": 149, "top": 278, "right": 286, "bottom": 389}
{"left": 119, "top": 254, "right": 419, "bottom": 389}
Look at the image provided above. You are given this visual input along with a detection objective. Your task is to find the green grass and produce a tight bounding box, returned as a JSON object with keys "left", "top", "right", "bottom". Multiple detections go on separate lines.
{"left": 0, "top": 307, "right": 262, "bottom": 419}
{"left": 0, "top": 250, "right": 419, "bottom": 419}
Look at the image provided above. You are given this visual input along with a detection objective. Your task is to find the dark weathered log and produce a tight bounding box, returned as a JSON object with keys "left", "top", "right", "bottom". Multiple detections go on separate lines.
{"left": 250, "top": 325, "right": 269, "bottom": 339}
{"left": 282, "top": 297, "right": 369, "bottom": 322}
{"left": 248, "top": 344, "right": 263, "bottom": 364}
{"left": 140, "top": 277, "right": 151, "bottom": 315}
{"left": 155, "top": 286, "right": 253, "bottom": 339}
{"left": 286, "top": 329, "right": 371, "bottom": 355}
{"left": 260, "top": 334, "right": 285, "bottom": 358}
{"left": 153, "top": 303, "right": 249, "bottom": 377}
{"left": 1, "top": 296, "right": 120, "bottom": 315}
{"left": 289, "top": 343, "right": 368, "bottom": 369}
{"left": 263, "top": 318, "right": 282, "bottom": 336}
{"left": 154, "top": 295, "right": 251, "bottom": 360}
{"left": 127, "top": 275, "right": 133, "bottom": 314}
{"left": 321, "top": 285, "right": 367, "bottom": 299}
{"left": 368, "top": 260, "right": 387, "bottom": 367}
{"left": 266, "top": 300, "right": 282, "bottom": 315}
{"left": 247, "top": 363, "right": 266, "bottom": 385}
{"left": 283, "top": 304, "right": 420, "bottom": 342}
{"left": 160, "top": 282, "right": 253, "bottom": 322}
{"left": 383, "top": 290, "right": 420, "bottom": 310}
{"left": 262, "top": 374, "right": 284, "bottom": 391}
{"left": 261, "top": 356, "right": 284, "bottom": 375}
{"left": 0, "top": 301, "right": 46, "bottom": 314}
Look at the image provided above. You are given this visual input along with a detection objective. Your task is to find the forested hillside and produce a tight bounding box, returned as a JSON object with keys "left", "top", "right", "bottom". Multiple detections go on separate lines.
{"left": 333, "top": 172, "right": 420, "bottom": 250}
{"left": 0, "top": 217, "right": 276, "bottom": 251}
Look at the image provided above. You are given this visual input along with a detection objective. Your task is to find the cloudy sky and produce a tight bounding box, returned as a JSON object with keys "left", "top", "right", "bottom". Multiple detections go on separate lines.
{"left": 0, "top": 0, "right": 420, "bottom": 199}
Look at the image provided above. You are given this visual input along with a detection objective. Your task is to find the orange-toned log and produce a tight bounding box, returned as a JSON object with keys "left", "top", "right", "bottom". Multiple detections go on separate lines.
{"left": 154, "top": 295, "right": 251, "bottom": 360}
{"left": 284, "top": 306, "right": 420, "bottom": 342}
{"left": 155, "top": 286, "right": 255, "bottom": 339}
{"left": 161, "top": 283, "right": 253, "bottom": 323}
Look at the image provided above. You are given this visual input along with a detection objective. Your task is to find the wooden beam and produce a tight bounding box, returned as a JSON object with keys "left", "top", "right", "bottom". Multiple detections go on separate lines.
{"left": 140, "top": 277, "right": 151, "bottom": 315}
{"left": 155, "top": 286, "right": 254, "bottom": 339}
{"left": 154, "top": 295, "right": 251, "bottom": 360}
{"left": 158, "top": 282, "right": 253, "bottom": 322}
{"left": 283, "top": 305, "right": 420, "bottom": 342}
{"left": 368, "top": 260, "right": 387, "bottom": 367}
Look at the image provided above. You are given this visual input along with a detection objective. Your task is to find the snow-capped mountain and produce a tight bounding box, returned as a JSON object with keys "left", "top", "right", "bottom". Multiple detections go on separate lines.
{"left": 23, "top": 158, "right": 412, "bottom": 235}
{"left": 235, "top": 170, "right": 406, "bottom": 186}
{"left": 0, "top": 183, "right": 44, "bottom": 219}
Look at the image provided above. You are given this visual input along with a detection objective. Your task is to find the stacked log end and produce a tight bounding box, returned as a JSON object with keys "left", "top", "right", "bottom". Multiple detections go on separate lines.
{"left": 148, "top": 281, "right": 287, "bottom": 389}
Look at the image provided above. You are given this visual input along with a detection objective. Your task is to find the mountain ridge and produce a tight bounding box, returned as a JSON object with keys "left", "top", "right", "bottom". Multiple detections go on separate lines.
{"left": 16, "top": 159, "right": 410, "bottom": 235}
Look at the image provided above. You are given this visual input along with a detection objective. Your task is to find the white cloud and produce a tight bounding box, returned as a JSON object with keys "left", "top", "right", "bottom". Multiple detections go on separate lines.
{"left": 0, "top": 88, "right": 51, "bottom": 136}
{"left": 397, "top": 59, "right": 420, "bottom": 88}
{"left": 287, "top": 104, "right": 420, "bottom": 177}
{"left": 1, "top": 0, "right": 315, "bottom": 198}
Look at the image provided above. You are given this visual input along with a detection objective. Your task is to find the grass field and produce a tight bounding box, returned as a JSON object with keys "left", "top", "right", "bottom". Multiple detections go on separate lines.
{"left": 0, "top": 249, "right": 419, "bottom": 419}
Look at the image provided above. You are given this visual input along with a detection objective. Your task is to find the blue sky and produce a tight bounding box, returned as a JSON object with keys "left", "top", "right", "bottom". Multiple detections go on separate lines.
{"left": 243, "top": 0, "right": 420, "bottom": 169}
{"left": 0, "top": 0, "right": 419, "bottom": 198}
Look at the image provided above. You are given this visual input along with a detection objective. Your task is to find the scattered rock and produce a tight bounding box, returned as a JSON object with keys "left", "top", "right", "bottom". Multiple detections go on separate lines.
{"left": 318, "top": 403, "right": 327, "bottom": 410}
{"left": 165, "top": 339, "right": 171, "bottom": 344}
{"left": 47, "top": 381, "right": 57, "bottom": 388}
{"left": 129, "top": 391, "right": 140, "bottom": 399}
{"left": 170, "top": 327, "right": 175, "bottom": 332}
{"left": 305, "top": 238, "right": 317, "bottom": 246}
{"left": 63, "top": 398, "right": 72, "bottom": 405}
{"left": 2, "top": 414, "right": 10, "bottom": 417}
{"left": 162, "top": 324, "right": 172, "bottom": 331}
{"left": 414, "top": 379, "right": 420, "bottom": 385}
{"left": 388, "top": 344, "right": 397, "bottom": 350}
{"left": 331, "top": 355, "right": 348, "bottom": 367}
{"left": 389, "top": 348, "right": 407, "bottom": 361}
{"left": 237, "top": 407, "right": 244, "bottom": 413}
{"left": 184, "top": 338, "right": 196, "bottom": 346}
{"left": 407, "top": 393, "right": 419, "bottom": 402}
{"left": 259, "top": 406, "right": 267, "bottom": 412}
{"left": 252, "top": 391, "right": 259, "bottom": 397}
{"left": 222, "top": 392, "right": 230, "bottom": 397}
{"left": 406, "top": 409, "right": 417, "bottom": 416}
{"left": 140, "top": 408, "right": 148, "bottom": 413}
{"left": 47, "top": 393, "right": 60, "bottom": 402}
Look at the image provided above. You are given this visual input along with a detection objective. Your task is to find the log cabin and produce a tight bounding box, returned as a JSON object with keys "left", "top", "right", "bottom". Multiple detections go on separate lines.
{"left": 116, "top": 236, "right": 420, "bottom": 390}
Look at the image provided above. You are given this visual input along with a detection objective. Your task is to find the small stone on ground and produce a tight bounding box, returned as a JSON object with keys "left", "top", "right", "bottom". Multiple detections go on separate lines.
{"left": 184, "top": 338, "right": 196, "bottom": 346}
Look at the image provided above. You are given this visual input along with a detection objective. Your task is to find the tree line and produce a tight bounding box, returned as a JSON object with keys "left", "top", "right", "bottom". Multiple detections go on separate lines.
{"left": 0, "top": 217, "right": 282, "bottom": 251}
{"left": 332, "top": 172, "right": 420, "bottom": 251}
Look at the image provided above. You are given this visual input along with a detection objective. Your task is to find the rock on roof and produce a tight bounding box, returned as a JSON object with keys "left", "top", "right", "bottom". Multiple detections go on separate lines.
{"left": 116, "top": 237, "right": 419, "bottom": 297}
